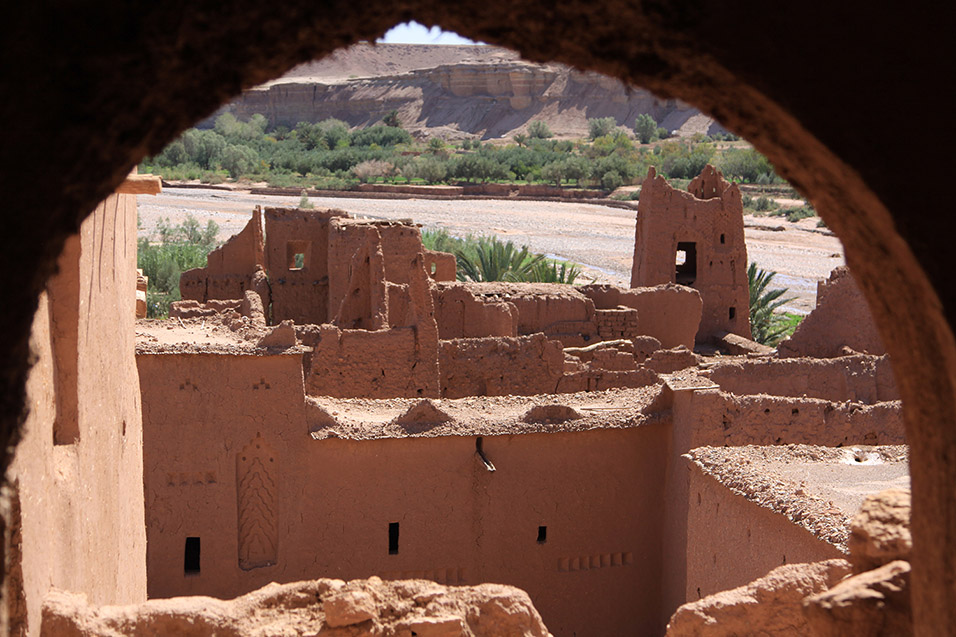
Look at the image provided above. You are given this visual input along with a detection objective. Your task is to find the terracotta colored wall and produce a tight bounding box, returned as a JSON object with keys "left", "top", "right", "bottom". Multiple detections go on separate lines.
{"left": 137, "top": 352, "right": 670, "bottom": 637}
{"left": 423, "top": 250, "right": 456, "bottom": 282}
{"left": 706, "top": 354, "right": 898, "bottom": 403}
{"left": 439, "top": 335, "right": 564, "bottom": 398}
{"left": 581, "top": 284, "right": 702, "bottom": 349}
{"left": 266, "top": 208, "right": 346, "bottom": 324}
{"left": 307, "top": 325, "right": 440, "bottom": 398}
{"left": 327, "top": 222, "right": 388, "bottom": 329}
{"left": 687, "top": 389, "right": 903, "bottom": 449}
{"left": 454, "top": 283, "right": 598, "bottom": 346}
{"left": 8, "top": 192, "right": 146, "bottom": 634}
{"left": 432, "top": 283, "right": 517, "bottom": 339}
{"left": 181, "top": 207, "right": 264, "bottom": 302}
{"left": 630, "top": 166, "right": 750, "bottom": 343}
{"left": 683, "top": 464, "right": 842, "bottom": 601}
{"left": 778, "top": 266, "right": 886, "bottom": 358}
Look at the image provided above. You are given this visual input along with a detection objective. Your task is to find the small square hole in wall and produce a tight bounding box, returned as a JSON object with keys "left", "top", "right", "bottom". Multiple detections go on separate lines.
{"left": 286, "top": 240, "right": 311, "bottom": 271}
{"left": 184, "top": 537, "right": 201, "bottom": 575}
{"left": 537, "top": 526, "right": 547, "bottom": 544}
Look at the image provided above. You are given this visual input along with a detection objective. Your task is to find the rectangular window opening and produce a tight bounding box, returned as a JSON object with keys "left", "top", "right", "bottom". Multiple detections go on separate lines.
{"left": 729, "top": 306, "right": 736, "bottom": 320}
{"left": 720, "top": 233, "right": 726, "bottom": 244}
{"left": 676, "top": 241, "right": 697, "bottom": 285}
{"left": 388, "top": 522, "right": 400, "bottom": 555}
{"left": 184, "top": 536, "right": 201, "bottom": 575}
{"left": 537, "top": 526, "right": 547, "bottom": 544}
{"left": 286, "top": 240, "right": 311, "bottom": 271}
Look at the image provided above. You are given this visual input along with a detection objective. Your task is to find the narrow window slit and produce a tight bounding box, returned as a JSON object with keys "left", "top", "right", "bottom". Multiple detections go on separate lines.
{"left": 388, "top": 522, "right": 399, "bottom": 555}
{"left": 184, "top": 536, "right": 200, "bottom": 574}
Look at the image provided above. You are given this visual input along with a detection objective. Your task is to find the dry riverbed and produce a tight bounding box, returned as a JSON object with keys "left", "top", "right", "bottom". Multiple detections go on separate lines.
{"left": 137, "top": 187, "right": 845, "bottom": 314}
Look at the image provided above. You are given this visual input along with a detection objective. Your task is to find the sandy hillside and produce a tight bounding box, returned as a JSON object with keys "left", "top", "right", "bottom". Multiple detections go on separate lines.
{"left": 274, "top": 43, "right": 520, "bottom": 83}
{"left": 209, "top": 43, "right": 725, "bottom": 140}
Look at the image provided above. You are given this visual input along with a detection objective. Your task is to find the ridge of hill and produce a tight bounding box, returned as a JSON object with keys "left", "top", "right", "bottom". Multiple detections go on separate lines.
{"left": 206, "top": 43, "right": 725, "bottom": 140}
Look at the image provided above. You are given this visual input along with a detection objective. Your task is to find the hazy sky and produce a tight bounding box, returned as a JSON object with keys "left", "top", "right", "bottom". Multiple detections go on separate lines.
{"left": 379, "top": 21, "right": 485, "bottom": 45}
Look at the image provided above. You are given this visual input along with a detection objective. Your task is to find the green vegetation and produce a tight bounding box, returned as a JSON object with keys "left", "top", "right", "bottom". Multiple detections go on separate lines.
{"left": 421, "top": 229, "right": 582, "bottom": 284}
{"left": 138, "top": 215, "right": 221, "bottom": 318}
{"left": 748, "top": 262, "right": 798, "bottom": 346}
{"left": 141, "top": 113, "right": 787, "bottom": 193}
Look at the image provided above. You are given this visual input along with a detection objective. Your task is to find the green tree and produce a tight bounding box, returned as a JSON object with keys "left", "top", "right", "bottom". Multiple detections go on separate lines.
{"left": 748, "top": 263, "right": 795, "bottom": 346}
{"left": 634, "top": 113, "right": 658, "bottom": 144}
{"left": 588, "top": 117, "right": 617, "bottom": 140}
{"left": 527, "top": 120, "right": 553, "bottom": 139}
{"left": 221, "top": 144, "right": 258, "bottom": 178}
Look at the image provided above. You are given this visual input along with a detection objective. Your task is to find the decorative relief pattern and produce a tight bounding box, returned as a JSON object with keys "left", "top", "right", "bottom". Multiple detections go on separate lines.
{"left": 558, "top": 551, "right": 633, "bottom": 572}
{"left": 179, "top": 378, "right": 199, "bottom": 391}
{"left": 236, "top": 433, "right": 278, "bottom": 570}
{"left": 253, "top": 377, "right": 271, "bottom": 390}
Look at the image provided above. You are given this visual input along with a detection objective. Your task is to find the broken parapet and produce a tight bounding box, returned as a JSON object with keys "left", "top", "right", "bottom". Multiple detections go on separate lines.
{"left": 423, "top": 249, "right": 456, "bottom": 281}
{"left": 181, "top": 206, "right": 266, "bottom": 303}
{"left": 581, "top": 284, "right": 702, "bottom": 349}
{"left": 703, "top": 354, "right": 898, "bottom": 403}
{"left": 631, "top": 165, "right": 750, "bottom": 344}
{"left": 778, "top": 266, "right": 886, "bottom": 358}
{"left": 439, "top": 334, "right": 564, "bottom": 398}
{"left": 42, "top": 578, "right": 550, "bottom": 637}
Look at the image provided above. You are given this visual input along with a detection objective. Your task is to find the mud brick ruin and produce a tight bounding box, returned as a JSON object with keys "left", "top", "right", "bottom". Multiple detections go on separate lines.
{"left": 10, "top": 164, "right": 922, "bottom": 636}
{"left": 0, "top": 162, "right": 916, "bottom": 637}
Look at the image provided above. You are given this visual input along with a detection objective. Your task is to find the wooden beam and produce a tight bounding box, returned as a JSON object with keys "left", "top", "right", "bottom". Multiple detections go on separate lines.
{"left": 116, "top": 174, "right": 162, "bottom": 195}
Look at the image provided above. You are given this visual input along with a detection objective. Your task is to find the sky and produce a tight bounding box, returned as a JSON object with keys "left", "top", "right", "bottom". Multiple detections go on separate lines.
{"left": 379, "top": 21, "right": 485, "bottom": 45}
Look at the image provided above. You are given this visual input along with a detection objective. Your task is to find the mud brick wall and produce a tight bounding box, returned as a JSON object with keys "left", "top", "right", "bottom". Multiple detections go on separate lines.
{"left": 439, "top": 335, "right": 564, "bottom": 398}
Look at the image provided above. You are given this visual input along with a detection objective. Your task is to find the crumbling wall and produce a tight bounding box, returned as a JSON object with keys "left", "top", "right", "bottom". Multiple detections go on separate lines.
{"left": 327, "top": 221, "right": 388, "bottom": 330}
{"left": 688, "top": 389, "right": 903, "bottom": 448}
{"left": 439, "top": 335, "right": 564, "bottom": 398}
{"left": 181, "top": 207, "right": 264, "bottom": 302}
{"left": 630, "top": 166, "right": 750, "bottom": 343}
{"left": 778, "top": 266, "right": 887, "bottom": 358}
{"left": 432, "top": 282, "right": 517, "bottom": 339}
{"left": 581, "top": 284, "right": 702, "bottom": 349}
{"left": 42, "top": 577, "right": 550, "bottom": 637}
{"left": 8, "top": 189, "right": 147, "bottom": 634}
{"left": 307, "top": 325, "right": 440, "bottom": 398}
{"left": 266, "top": 208, "right": 348, "bottom": 324}
{"left": 457, "top": 283, "right": 597, "bottom": 347}
{"left": 705, "top": 355, "right": 898, "bottom": 403}
{"left": 423, "top": 249, "right": 456, "bottom": 282}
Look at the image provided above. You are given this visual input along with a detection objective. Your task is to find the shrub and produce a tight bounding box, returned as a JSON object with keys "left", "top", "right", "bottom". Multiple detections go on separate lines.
{"left": 527, "top": 120, "right": 553, "bottom": 139}
{"left": 601, "top": 170, "right": 623, "bottom": 190}
{"left": 634, "top": 113, "right": 658, "bottom": 144}
{"left": 588, "top": 117, "right": 618, "bottom": 140}
{"left": 298, "top": 190, "right": 314, "bottom": 209}
{"left": 138, "top": 215, "right": 220, "bottom": 318}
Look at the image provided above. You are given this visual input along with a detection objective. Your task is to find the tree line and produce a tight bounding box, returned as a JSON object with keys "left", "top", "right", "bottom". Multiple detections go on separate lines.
{"left": 140, "top": 111, "right": 782, "bottom": 192}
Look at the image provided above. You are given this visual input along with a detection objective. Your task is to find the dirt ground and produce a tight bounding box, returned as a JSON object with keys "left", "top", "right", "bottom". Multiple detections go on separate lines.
{"left": 137, "top": 188, "right": 845, "bottom": 314}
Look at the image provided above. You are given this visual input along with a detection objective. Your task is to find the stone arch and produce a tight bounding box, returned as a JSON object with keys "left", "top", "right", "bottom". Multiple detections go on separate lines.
{"left": 0, "top": 4, "right": 951, "bottom": 633}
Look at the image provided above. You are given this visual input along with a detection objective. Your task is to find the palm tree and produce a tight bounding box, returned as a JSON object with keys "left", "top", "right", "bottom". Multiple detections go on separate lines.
{"left": 748, "top": 262, "right": 794, "bottom": 346}
{"left": 456, "top": 236, "right": 546, "bottom": 282}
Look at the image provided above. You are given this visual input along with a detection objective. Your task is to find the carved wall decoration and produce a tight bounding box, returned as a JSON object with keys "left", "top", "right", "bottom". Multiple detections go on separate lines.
{"left": 236, "top": 433, "right": 278, "bottom": 570}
